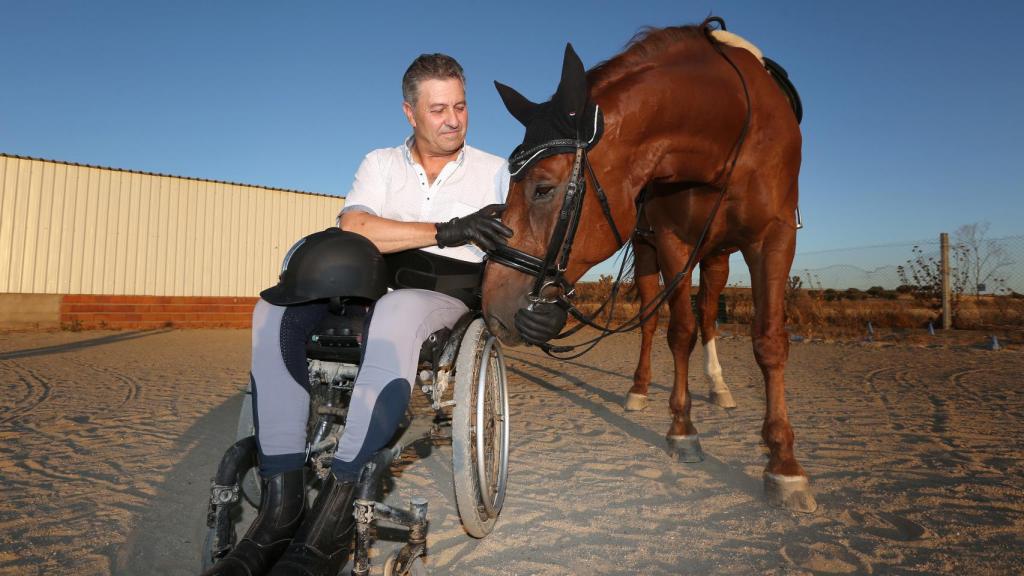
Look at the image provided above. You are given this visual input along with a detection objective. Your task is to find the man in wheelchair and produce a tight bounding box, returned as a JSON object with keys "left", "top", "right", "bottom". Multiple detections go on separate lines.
{"left": 202, "top": 53, "right": 512, "bottom": 576}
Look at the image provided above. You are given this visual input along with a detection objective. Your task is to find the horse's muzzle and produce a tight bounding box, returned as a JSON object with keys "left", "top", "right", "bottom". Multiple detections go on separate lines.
{"left": 513, "top": 302, "right": 568, "bottom": 345}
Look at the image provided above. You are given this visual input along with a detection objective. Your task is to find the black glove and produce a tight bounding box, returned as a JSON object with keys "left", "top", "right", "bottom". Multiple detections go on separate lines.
{"left": 514, "top": 301, "right": 568, "bottom": 344}
{"left": 435, "top": 204, "right": 513, "bottom": 252}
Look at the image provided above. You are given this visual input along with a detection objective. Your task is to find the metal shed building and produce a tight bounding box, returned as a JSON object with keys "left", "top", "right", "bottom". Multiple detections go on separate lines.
{"left": 0, "top": 153, "right": 343, "bottom": 329}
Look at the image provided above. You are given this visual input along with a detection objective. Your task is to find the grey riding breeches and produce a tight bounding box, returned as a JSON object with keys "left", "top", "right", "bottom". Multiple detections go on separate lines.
{"left": 249, "top": 289, "right": 469, "bottom": 480}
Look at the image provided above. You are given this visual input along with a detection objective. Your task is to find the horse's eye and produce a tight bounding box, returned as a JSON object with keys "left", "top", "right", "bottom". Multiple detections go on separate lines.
{"left": 533, "top": 185, "right": 555, "bottom": 199}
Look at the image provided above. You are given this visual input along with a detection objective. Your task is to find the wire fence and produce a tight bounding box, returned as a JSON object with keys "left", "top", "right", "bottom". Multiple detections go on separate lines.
{"left": 794, "top": 234, "right": 1023, "bottom": 296}
{"left": 726, "top": 233, "right": 1024, "bottom": 329}
{"left": 580, "top": 232, "right": 1024, "bottom": 330}
{"left": 708, "top": 234, "right": 1022, "bottom": 295}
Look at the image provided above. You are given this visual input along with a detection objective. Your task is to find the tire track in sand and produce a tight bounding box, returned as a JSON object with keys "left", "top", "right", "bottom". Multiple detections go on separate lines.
{"left": 0, "top": 360, "right": 53, "bottom": 425}
{"left": 925, "top": 368, "right": 985, "bottom": 447}
{"left": 66, "top": 360, "right": 141, "bottom": 409}
{"left": 861, "top": 366, "right": 905, "bottom": 432}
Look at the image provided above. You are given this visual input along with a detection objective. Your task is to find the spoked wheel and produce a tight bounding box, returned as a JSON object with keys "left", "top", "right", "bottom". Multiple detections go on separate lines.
{"left": 451, "top": 317, "right": 510, "bottom": 538}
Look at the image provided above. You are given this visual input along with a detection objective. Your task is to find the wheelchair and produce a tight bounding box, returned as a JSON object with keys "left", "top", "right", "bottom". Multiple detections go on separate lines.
{"left": 200, "top": 232, "right": 510, "bottom": 576}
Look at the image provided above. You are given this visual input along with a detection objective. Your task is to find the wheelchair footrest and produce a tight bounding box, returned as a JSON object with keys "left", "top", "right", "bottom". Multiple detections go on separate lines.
{"left": 352, "top": 497, "right": 428, "bottom": 576}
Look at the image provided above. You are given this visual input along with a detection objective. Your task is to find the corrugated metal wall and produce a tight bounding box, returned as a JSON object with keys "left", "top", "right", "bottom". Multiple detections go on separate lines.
{"left": 0, "top": 154, "right": 343, "bottom": 296}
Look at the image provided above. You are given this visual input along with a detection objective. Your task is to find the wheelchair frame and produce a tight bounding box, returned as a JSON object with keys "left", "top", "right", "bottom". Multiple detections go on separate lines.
{"left": 202, "top": 309, "right": 509, "bottom": 576}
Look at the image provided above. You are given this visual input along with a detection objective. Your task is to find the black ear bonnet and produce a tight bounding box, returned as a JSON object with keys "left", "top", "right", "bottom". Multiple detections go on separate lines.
{"left": 496, "top": 43, "right": 604, "bottom": 179}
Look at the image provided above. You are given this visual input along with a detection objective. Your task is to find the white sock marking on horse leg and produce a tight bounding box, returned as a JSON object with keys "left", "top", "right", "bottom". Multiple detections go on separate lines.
{"left": 704, "top": 338, "right": 727, "bottom": 392}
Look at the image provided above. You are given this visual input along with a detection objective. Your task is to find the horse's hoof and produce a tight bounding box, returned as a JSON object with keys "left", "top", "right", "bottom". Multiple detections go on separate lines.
{"left": 709, "top": 388, "right": 737, "bottom": 409}
{"left": 624, "top": 392, "right": 648, "bottom": 411}
{"left": 763, "top": 472, "right": 818, "bottom": 513}
{"left": 666, "top": 435, "right": 704, "bottom": 462}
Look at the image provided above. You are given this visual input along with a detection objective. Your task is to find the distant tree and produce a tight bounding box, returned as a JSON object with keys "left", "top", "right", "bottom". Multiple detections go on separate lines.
{"left": 897, "top": 242, "right": 970, "bottom": 323}
{"left": 954, "top": 222, "right": 1013, "bottom": 295}
{"left": 784, "top": 275, "right": 803, "bottom": 322}
{"left": 844, "top": 287, "right": 867, "bottom": 301}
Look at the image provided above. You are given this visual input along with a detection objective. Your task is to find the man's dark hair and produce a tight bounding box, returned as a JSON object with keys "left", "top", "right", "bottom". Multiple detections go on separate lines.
{"left": 402, "top": 53, "right": 465, "bottom": 106}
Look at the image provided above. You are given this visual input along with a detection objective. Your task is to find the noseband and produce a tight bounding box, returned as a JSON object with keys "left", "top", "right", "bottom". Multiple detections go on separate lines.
{"left": 488, "top": 132, "right": 622, "bottom": 308}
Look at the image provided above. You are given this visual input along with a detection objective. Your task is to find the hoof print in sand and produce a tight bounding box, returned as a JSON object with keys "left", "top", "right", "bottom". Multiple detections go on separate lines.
{"left": 781, "top": 542, "right": 863, "bottom": 574}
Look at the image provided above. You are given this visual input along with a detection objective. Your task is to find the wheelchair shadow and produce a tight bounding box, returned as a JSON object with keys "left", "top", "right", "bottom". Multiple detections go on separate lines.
{"left": 0, "top": 328, "right": 174, "bottom": 361}
{"left": 373, "top": 414, "right": 459, "bottom": 544}
{"left": 112, "top": 392, "right": 243, "bottom": 576}
{"left": 111, "top": 391, "right": 454, "bottom": 574}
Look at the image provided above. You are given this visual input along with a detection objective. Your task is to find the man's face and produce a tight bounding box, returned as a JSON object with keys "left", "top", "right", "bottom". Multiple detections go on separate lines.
{"left": 403, "top": 77, "right": 468, "bottom": 157}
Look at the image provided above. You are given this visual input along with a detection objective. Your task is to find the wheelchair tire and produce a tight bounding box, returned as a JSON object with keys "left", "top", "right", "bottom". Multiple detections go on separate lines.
{"left": 200, "top": 524, "right": 220, "bottom": 571}
{"left": 199, "top": 496, "right": 258, "bottom": 570}
{"left": 451, "top": 317, "right": 510, "bottom": 538}
{"left": 236, "top": 388, "right": 262, "bottom": 507}
{"left": 383, "top": 552, "right": 427, "bottom": 576}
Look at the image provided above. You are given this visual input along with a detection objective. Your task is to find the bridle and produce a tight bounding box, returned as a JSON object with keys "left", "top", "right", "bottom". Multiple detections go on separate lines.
{"left": 488, "top": 127, "right": 623, "bottom": 311}
{"left": 487, "top": 21, "right": 752, "bottom": 357}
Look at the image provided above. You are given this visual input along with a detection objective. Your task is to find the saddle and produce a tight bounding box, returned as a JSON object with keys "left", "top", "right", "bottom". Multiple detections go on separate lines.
{"left": 764, "top": 56, "right": 803, "bottom": 124}
{"left": 707, "top": 25, "right": 802, "bottom": 124}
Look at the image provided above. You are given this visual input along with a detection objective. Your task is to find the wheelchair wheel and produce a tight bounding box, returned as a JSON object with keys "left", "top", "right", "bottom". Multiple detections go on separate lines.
{"left": 199, "top": 492, "right": 258, "bottom": 570}
{"left": 236, "top": 386, "right": 262, "bottom": 506}
{"left": 200, "top": 388, "right": 262, "bottom": 570}
{"left": 383, "top": 552, "right": 427, "bottom": 576}
{"left": 451, "top": 317, "right": 510, "bottom": 538}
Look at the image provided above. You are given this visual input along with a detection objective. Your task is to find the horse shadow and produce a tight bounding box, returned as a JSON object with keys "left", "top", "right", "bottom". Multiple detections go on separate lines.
{"left": 505, "top": 352, "right": 763, "bottom": 502}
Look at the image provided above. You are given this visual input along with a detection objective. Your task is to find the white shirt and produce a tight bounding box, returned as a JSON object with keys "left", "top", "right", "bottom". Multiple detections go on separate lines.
{"left": 340, "top": 136, "right": 510, "bottom": 263}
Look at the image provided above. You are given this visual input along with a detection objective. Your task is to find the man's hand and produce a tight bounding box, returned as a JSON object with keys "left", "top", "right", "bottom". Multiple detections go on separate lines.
{"left": 435, "top": 204, "right": 513, "bottom": 252}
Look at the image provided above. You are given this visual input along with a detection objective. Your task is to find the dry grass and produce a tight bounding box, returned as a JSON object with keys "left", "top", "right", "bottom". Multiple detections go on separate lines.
{"left": 569, "top": 282, "right": 1024, "bottom": 334}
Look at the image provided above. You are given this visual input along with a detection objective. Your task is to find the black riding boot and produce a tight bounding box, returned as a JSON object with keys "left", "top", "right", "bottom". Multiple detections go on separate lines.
{"left": 202, "top": 468, "right": 306, "bottom": 576}
{"left": 268, "top": 472, "right": 357, "bottom": 576}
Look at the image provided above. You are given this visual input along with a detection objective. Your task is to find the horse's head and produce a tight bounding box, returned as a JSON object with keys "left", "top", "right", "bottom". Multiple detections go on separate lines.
{"left": 483, "top": 45, "right": 628, "bottom": 346}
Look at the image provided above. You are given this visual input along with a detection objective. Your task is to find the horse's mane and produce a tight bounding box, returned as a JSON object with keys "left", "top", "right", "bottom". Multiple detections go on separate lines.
{"left": 588, "top": 21, "right": 713, "bottom": 90}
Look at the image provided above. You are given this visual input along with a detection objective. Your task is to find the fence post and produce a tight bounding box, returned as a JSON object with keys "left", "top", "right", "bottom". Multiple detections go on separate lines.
{"left": 940, "top": 232, "right": 952, "bottom": 329}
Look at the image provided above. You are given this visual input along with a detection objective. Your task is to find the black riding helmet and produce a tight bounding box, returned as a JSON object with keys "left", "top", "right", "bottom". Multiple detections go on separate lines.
{"left": 260, "top": 228, "right": 389, "bottom": 305}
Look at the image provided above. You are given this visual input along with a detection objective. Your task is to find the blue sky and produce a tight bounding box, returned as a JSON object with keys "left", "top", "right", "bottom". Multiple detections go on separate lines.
{"left": 3, "top": 1, "right": 1022, "bottom": 275}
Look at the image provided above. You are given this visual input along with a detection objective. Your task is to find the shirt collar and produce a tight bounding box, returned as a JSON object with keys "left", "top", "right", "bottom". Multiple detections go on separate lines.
{"left": 403, "top": 134, "right": 467, "bottom": 169}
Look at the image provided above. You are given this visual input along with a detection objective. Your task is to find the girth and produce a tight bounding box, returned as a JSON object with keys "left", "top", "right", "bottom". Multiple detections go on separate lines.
{"left": 384, "top": 249, "right": 483, "bottom": 310}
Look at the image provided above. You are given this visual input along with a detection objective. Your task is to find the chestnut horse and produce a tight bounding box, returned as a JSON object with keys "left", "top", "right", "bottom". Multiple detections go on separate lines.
{"left": 626, "top": 203, "right": 737, "bottom": 412}
{"left": 483, "top": 19, "right": 815, "bottom": 511}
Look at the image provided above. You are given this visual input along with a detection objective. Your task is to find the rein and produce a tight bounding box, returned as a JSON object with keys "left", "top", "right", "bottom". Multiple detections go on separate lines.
{"left": 489, "top": 23, "right": 752, "bottom": 358}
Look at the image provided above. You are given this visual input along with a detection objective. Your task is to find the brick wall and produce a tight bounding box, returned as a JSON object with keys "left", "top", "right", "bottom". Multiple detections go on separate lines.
{"left": 59, "top": 295, "right": 259, "bottom": 330}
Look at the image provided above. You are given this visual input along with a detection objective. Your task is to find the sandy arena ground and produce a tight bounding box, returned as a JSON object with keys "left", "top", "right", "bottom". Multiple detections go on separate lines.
{"left": 1, "top": 327, "right": 1022, "bottom": 575}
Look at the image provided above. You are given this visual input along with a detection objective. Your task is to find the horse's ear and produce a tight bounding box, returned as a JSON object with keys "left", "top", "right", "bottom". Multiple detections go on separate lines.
{"left": 494, "top": 81, "right": 538, "bottom": 127}
{"left": 553, "top": 43, "right": 588, "bottom": 118}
